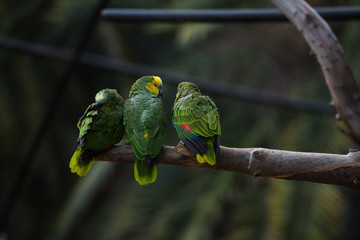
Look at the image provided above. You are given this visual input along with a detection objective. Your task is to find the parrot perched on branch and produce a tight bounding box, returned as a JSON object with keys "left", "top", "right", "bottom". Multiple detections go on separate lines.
{"left": 172, "top": 82, "right": 221, "bottom": 165}
{"left": 124, "top": 76, "right": 166, "bottom": 185}
{"left": 69, "top": 89, "right": 124, "bottom": 176}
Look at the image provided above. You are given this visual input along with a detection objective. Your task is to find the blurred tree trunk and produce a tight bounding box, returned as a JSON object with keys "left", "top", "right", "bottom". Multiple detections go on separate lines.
{"left": 271, "top": 0, "right": 360, "bottom": 146}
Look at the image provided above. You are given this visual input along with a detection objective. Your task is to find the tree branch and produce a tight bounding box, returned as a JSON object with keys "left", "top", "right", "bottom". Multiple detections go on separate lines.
{"left": 270, "top": 0, "right": 360, "bottom": 145}
{"left": 95, "top": 145, "right": 360, "bottom": 189}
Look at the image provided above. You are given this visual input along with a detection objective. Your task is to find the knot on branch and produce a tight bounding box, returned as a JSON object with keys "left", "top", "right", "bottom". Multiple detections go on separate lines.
{"left": 347, "top": 148, "right": 360, "bottom": 163}
{"left": 352, "top": 176, "right": 360, "bottom": 185}
{"left": 248, "top": 148, "right": 264, "bottom": 177}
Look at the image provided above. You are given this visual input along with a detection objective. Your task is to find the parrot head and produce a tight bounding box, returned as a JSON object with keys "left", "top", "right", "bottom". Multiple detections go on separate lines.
{"left": 174, "top": 82, "right": 201, "bottom": 103}
{"left": 129, "top": 76, "right": 163, "bottom": 97}
{"left": 95, "top": 88, "right": 123, "bottom": 105}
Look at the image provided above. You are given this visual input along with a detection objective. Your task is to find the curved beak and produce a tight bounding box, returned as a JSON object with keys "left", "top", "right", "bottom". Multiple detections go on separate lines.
{"left": 158, "top": 87, "right": 163, "bottom": 97}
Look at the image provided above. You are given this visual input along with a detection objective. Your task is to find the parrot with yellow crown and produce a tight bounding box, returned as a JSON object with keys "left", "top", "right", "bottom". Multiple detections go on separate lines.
{"left": 124, "top": 76, "right": 166, "bottom": 185}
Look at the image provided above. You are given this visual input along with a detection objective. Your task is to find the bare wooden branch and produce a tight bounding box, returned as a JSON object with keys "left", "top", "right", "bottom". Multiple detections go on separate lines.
{"left": 270, "top": 0, "right": 360, "bottom": 145}
{"left": 95, "top": 145, "right": 360, "bottom": 189}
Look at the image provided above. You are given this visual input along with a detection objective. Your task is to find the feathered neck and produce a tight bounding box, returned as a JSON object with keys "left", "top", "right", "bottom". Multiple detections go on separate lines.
{"left": 129, "top": 80, "right": 148, "bottom": 97}
{"left": 175, "top": 82, "right": 201, "bottom": 103}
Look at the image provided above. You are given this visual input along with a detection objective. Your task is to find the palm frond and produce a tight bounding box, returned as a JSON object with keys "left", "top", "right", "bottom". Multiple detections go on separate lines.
{"left": 48, "top": 162, "right": 117, "bottom": 240}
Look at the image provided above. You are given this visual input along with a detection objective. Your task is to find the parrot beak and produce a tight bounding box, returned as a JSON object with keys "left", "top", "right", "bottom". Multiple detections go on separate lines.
{"left": 158, "top": 88, "right": 163, "bottom": 97}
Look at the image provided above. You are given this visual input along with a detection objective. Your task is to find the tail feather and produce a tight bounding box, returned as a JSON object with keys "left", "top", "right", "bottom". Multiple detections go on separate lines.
{"left": 195, "top": 138, "right": 216, "bottom": 165}
{"left": 69, "top": 147, "right": 94, "bottom": 176}
{"left": 134, "top": 158, "right": 157, "bottom": 185}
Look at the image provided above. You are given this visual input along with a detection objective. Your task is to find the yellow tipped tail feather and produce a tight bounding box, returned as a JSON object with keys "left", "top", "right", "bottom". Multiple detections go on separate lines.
{"left": 69, "top": 147, "right": 94, "bottom": 176}
{"left": 195, "top": 138, "right": 216, "bottom": 165}
{"left": 134, "top": 158, "right": 157, "bottom": 185}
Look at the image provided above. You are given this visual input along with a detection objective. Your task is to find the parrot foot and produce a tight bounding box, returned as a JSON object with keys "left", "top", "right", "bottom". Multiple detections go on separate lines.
{"left": 106, "top": 144, "right": 114, "bottom": 150}
{"left": 175, "top": 143, "right": 196, "bottom": 160}
{"left": 178, "top": 140, "right": 185, "bottom": 145}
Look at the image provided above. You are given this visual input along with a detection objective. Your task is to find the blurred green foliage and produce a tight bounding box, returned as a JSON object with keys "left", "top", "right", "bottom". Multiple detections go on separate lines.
{"left": 1, "top": 0, "right": 360, "bottom": 239}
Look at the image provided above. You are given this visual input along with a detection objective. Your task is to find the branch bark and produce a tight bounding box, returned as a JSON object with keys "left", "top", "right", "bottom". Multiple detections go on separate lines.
{"left": 270, "top": 0, "right": 360, "bottom": 145}
{"left": 95, "top": 145, "right": 360, "bottom": 189}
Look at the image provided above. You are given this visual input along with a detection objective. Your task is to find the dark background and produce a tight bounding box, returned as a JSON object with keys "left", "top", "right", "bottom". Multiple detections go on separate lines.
{"left": 1, "top": 0, "right": 360, "bottom": 239}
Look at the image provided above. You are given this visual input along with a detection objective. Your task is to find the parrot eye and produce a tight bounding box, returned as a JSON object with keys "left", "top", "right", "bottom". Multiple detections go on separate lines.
{"left": 154, "top": 83, "right": 158, "bottom": 87}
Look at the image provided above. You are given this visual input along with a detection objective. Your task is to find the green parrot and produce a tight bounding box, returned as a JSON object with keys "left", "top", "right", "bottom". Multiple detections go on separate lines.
{"left": 69, "top": 89, "right": 124, "bottom": 176}
{"left": 172, "top": 82, "right": 221, "bottom": 165}
{"left": 124, "top": 76, "right": 166, "bottom": 185}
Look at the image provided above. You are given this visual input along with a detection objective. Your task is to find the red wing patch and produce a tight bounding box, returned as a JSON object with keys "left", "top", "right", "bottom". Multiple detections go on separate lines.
{"left": 181, "top": 124, "right": 192, "bottom": 132}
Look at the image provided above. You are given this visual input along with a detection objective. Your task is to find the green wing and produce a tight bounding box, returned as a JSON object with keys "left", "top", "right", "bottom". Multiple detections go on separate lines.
{"left": 70, "top": 102, "right": 124, "bottom": 176}
{"left": 79, "top": 103, "right": 124, "bottom": 151}
{"left": 173, "top": 94, "right": 221, "bottom": 138}
{"left": 77, "top": 103, "right": 100, "bottom": 139}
